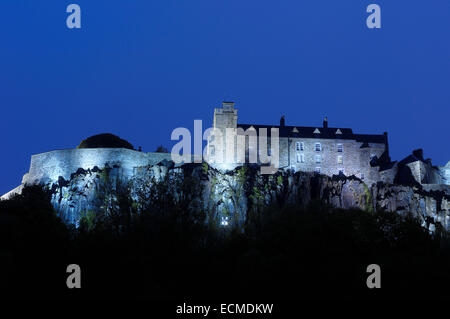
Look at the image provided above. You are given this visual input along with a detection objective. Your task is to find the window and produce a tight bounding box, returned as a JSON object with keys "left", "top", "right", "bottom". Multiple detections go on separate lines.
{"left": 315, "top": 143, "right": 321, "bottom": 152}
{"left": 361, "top": 173, "right": 365, "bottom": 180}
{"left": 315, "top": 167, "right": 321, "bottom": 173}
{"left": 296, "top": 153, "right": 304, "bottom": 163}
{"left": 300, "top": 142, "right": 304, "bottom": 151}
{"left": 337, "top": 144, "right": 343, "bottom": 152}
{"left": 210, "top": 146, "right": 215, "bottom": 156}
{"left": 315, "top": 155, "right": 321, "bottom": 163}
{"left": 337, "top": 155, "right": 343, "bottom": 164}
{"left": 296, "top": 142, "right": 304, "bottom": 151}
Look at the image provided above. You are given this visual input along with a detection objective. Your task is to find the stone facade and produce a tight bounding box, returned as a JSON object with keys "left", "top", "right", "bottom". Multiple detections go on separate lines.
{"left": 440, "top": 162, "right": 450, "bottom": 185}
{"left": 207, "top": 102, "right": 393, "bottom": 186}
{"left": 23, "top": 148, "right": 173, "bottom": 185}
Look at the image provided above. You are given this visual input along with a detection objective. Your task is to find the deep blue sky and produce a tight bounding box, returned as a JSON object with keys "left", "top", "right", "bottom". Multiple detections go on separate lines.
{"left": 0, "top": 0, "right": 449, "bottom": 194}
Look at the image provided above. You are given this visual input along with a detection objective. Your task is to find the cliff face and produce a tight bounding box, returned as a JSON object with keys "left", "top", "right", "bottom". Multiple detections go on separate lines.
{"left": 46, "top": 161, "right": 450, "bottom": 232}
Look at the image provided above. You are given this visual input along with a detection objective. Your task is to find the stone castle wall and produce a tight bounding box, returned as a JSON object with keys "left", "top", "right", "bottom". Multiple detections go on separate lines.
{"left": 406, "top": 160, "right": 442, "bottom": 185}
{"left": 281, "top": 138, "right": 386, "bottom": 183}
{"left": 439, "top": 162, "right": 450, "bottom": 185}
{"left": 23, "top": 148, "right": 173, "bottom": 186}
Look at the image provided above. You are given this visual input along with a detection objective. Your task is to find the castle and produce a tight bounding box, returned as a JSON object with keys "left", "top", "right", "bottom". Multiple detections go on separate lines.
{"left": 1, "top": 101, "right": 449, "bottom": 201}
{"left": 207, "top": 102, "right": 449, "bottom": 186}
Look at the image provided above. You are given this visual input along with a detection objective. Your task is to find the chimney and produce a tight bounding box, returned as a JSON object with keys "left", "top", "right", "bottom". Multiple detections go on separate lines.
{"left": 412, "top": 149, "right": 424, "bottom": 160}
{"left": 323, "top": 116, "right": 328, "bottom": 129}
{"left": 280, "top": 115, "right": 285, "bottom": 127}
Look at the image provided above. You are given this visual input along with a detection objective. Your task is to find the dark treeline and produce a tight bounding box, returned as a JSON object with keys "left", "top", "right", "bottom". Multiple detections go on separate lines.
{"left": 1, "top": 185, "right": 450, "bottom": 299}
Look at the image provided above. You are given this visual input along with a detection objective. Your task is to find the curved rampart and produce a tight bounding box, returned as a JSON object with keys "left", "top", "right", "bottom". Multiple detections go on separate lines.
{"left": 23, "top": 148, "right": 173, "bottom": 185}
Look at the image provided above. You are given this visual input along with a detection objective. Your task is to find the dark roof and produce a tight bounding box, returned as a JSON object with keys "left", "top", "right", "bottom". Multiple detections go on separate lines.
{"left": 237, "top": 124, "right": 386, "bottom": 144}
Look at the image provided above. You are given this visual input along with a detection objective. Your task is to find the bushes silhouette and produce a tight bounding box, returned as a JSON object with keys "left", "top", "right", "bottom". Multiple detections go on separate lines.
{"left": 1, "top": 185, "right": 450, "bottom": 299}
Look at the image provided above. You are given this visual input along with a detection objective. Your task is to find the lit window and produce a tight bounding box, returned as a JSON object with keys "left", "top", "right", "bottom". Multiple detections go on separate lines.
{"left": 315, "top": 155, "right": 321, "bottom": 163}
{"left": 337, "top": 155, "right": 343, "bottom": 164}
{"left": 297, "top": 153, "right": 304, "bottom": 163}
{"left": 315, "top": 143, "right": 321, "bottom": 152}
{"left": 337, "top": 144, "right": 343, "bottom": 152}
{"left": 315, "top": 167, "right": 321, "bottom": 173}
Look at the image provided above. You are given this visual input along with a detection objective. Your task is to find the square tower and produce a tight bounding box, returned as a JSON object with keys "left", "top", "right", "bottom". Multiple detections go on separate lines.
{"left": 213, "top": 101, "right": 237, "bottom": 130}
{"left": 208, "top": 102, "right": 238, "bottom": 167}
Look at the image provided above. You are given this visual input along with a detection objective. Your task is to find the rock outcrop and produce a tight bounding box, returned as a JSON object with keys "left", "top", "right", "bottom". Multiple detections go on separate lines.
{"left": 42, "top": 161, "right": 450, "bottom": 232}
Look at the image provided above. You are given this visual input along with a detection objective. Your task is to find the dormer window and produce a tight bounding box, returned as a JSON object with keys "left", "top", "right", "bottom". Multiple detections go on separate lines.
{"left": 315, "top": 143, "right": 321, "bottom": 152}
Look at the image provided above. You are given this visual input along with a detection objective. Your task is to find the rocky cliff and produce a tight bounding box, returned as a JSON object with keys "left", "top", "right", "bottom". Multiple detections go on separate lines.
{"left": 45, "top": 161, "right": 450, "bottom": 232}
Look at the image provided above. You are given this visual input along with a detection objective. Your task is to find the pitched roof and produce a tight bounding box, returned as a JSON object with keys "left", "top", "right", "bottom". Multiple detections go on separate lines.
{"left": 237, "top": 123, "right": 386, "bottom": 144}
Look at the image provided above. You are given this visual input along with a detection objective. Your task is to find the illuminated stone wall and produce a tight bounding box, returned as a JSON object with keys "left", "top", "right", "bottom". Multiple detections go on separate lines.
{"left": 23, "top": 148, "right": 172, "bottom": 186}
{"left": 406, "top": 160, "right": 442, "bottom": 185}
{"left": 439, "top": 162, "right": 450, "bottom": 185}
{"left": 282, "top": 138, "right": 386, "bottom": 183}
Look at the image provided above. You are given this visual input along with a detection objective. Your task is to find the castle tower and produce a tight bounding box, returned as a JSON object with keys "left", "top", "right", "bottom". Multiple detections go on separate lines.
{"left": 208, "top": 102, "right": 238, "bottom": 166}
{"left": 213, "top": 101, "right": 237, "bottom": 130}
